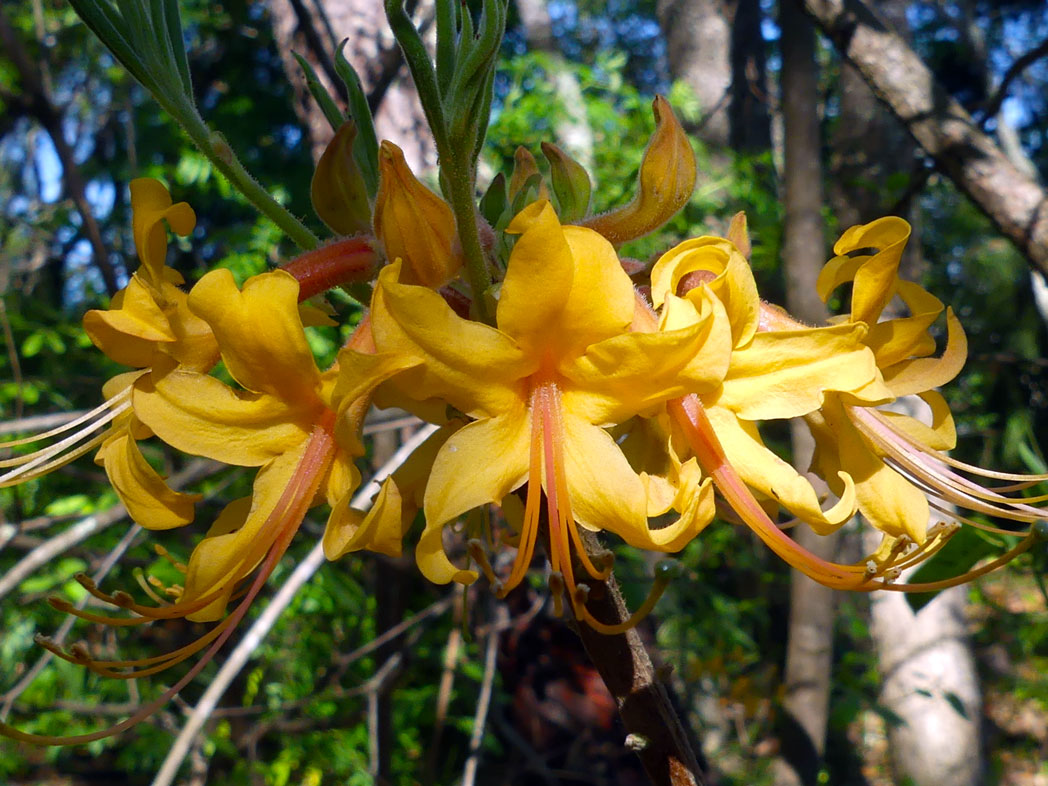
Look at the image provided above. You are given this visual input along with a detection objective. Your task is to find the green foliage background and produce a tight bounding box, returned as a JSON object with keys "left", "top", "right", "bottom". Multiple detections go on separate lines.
{"left": 1, "top": 1, "right": 1047, "bottom": 784}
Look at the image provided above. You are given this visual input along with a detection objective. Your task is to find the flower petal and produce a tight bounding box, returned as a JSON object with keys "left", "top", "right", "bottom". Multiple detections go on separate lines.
{"left": 705, "top": 406, "right": 857, "bottom": 533}
{"left": 134, "top": 365, "right": 313, "bottom": 466}
{"left": 130, "top": 178, "right": 195, "bottom": 289}
{"left": 182, "top": 447, "right": 304, "bottom": 621}
{"left": 563, "top": 291, "right": 730, "bottom": 424}
{"left": 95, "top": 430, "right": 200, "bottom": 530}
{"left": 189, "top": 269, "right": 322, "bottom": 405}
{"left": 418, "top": 411, "right": 531, "bottom": 585}
{"left": 881, "top": 307, "right": 967, "bottom": 396}
{"left": 371, "top": 262, "right": 529, "bottom": 417}
{"left": 324, "top": 477, "right": 404, "bottom": 559}
{"left": 716, "top": 323, "right": 882, "bottom": 420}
{"left": 559, "top": 412, "right": 648, "bottom": 540}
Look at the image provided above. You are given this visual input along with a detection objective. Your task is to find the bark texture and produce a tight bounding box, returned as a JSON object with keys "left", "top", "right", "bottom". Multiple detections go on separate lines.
{"left": 801, "top": 0, "right": 1048, "bottom": 275}
{"left": 863, "top": 522, "right": 983, "bottom": 786}
{"left": 268, "top": 0, "right": 436, "bottom": 169}
{"left": 825, "top": 5, "right": 983, "bottom": 781}
{"left": 656, "top": 0, "right": 770, "bottom": 156}
{"left": 775, "top": 6, "right": 836, "bottom": 784}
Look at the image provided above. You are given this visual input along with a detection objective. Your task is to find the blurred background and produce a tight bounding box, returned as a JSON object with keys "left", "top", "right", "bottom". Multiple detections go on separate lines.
{"left": 1, "top": 1, "right": 1047, "bottom": 784}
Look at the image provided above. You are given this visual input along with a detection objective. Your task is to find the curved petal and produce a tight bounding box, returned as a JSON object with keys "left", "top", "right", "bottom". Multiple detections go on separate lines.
{"left": 559, "top": 412, "right": 649, "bottom": 540}
{"left": 881, "top": 308, "right": 967, "bottom": 396}
{"left": 833, "top": 406, "right": 929, "bottom": 542}
{"left": 423, "top": 410, "right": 531, "bottom": 530}
{"left": 717, "top": 323, "right": 881, "bottom": 420}
{"left": 878, "top": 391, "right": 957, "bottom": 452}
{"left": 706, "top": 406, "right": 857, "bottom": 534}
{"left": 563, "top": 293, "right": 730, "bottom": 424}
{"left": 130, "top": 178, "right": 195, "bottom": 289}
{"left": 95, "top": 431, "right": 200, "bottom": 530}
{"left": 189, "top": 269, "right": 322, "bottom": 405}
{"left": 832, "top": 217, "right": 911, "bottom": 326}
{"left": 182, "top": 447, "right": 305, "bottom": 621}
{"left": 134, "top": 367, "right": 313, "bottom": 466}
{"left": 650, "top": 236, "right": 759, "bottom": 347}
{"left": 84, "top": 276, "right": 174, "bottom": 367}
{"left": 371, "top": 262, "right": 529, "bottom": 417}
{"left": 324, "top": 476, "right": 404, "bottom": 559}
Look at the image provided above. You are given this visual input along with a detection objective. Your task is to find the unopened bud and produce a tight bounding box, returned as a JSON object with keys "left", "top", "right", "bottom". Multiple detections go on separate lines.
{"left": 725, "top": 211, "right": 751, "bottom": 260}
{"left": 373, "top": 141, "right": 462, "bottom": 288}
{"left": 311, "top": 120, "right": 372, "bottom": 236}
{"left": 541, "top": 142, "right": 591, "bottom": 222}
{"left": 508, "top": 146, "right": 548, "bottom": 203}
{"left": 583, "top": 96, "right": 695, "bottom": 244}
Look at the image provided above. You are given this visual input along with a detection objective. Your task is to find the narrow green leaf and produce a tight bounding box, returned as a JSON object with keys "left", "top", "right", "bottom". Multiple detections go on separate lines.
{"left": 334, "top": 40, "right": 379, "bottom": 199}
{"left": 293, "top": 51, "right": 345, "bottom": 132}
{"left": 905, "top": 525, "right": 1006, "bottom": 612}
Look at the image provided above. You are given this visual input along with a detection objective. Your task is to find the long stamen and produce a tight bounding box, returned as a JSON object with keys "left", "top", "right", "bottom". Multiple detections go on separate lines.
{"left": 500, "top": 388, "right": 545, "bottom": 594}
{"left": 0, "top": 422, "right": 337, "bottom": 745}
{"left": 669, "top": 395, "right": 873, "bottom": 589}
{"left": 0, "top": 391, "right": 130, "bottom": 449}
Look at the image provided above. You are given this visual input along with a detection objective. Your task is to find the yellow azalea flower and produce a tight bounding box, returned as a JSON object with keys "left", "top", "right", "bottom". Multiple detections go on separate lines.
{"left": 132, "top": 268, "right": 413, "bottom": 620}
{"left": 370, "top": 200, "right": 727, "bottom": 627}
{"left": 648, "top": 235, "right": 886, "bottom": 533}
{"left": 807, "top": 217, "right": 1048, "bottom": 549}
{"left": 1, "top": 179, "right": 212, "bottom": 530}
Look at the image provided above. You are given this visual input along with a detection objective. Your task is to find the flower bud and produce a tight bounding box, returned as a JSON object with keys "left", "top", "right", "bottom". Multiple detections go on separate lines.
{"left": 310, "top": 120, "right": 372, "bottom": 236}
{"left": 583, "top": 96, "right": 696, "bottom": 244}
{"left": 541, "top": 141, "right": 591, "bottom": 223}
{"left": 508, "top": 146, "right": 549, "bottom": 204}
{"left": 373, "top": 140, "right": 462, "bottom": 288}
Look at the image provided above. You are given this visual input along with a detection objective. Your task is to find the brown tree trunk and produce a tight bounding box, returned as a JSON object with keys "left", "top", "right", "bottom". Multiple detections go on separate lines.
{"left": 656, "top": 0, "right": 770, "bottom": 159}
{"left": 267, "top": 0, "right": 436, "bottom": 170}
{"left": 774, "top": 5, "right": 836, "bottom": 784}
{"left": 800, "top": 0, "right": 1048, "bottom": 275}
{"left": 826, "top": 4, "right": 983, "bottom": 783}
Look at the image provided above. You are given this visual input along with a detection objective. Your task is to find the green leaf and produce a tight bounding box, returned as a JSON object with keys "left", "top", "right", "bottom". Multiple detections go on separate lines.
{"left": 906, "top": 525, "right": 1007, "bottom": 612}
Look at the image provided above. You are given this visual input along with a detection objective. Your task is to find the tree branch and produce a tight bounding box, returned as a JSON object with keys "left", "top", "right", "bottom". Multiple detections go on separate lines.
{"left": 0, "top": 8, "right": 121, "bottom": 295}
{"left": 800, "top": 0, "right": 1048, "bottom": 275}
{"left": 979, "top": 37, "right": 1048, "bottom": 121}
{"left": 572, "top": 532, "right": 708, "bottom": 786}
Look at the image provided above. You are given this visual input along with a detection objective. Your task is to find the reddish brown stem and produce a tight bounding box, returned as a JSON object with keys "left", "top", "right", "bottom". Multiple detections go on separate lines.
{"left": 282, "top": 236, "right": 380, "bottom": 300}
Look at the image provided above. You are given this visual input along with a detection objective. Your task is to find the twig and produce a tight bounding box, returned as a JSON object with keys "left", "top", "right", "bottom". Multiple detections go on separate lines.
{"left": 150, "top": 424, "right": 437, "bottom": 786}
{"left": 571, "top": 532, "right": 707, "bottom": 786}
{"left": 979, "top": 37, "right": 1048, "bottom": 121}
{"left": 0, "top": 522, "right": 141, "bottom": 719}
{"left": 461, "top": 603, "right": 506, "bottom": 786}
{"left": 0, "top": 459, "right": 217, "bottom": 599}
{"left": 0, "top": 410, "right": 90, "bottom": 438}
{"left": 423, "top": 584, "right": 464, "bottom": 785}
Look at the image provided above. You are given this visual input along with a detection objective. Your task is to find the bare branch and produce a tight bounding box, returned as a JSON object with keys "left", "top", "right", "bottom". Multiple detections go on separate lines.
{"left": 0, "top": 522, "right": 141, "bottom": 719}
{"left": 0, "top": 8, "right": 120, "bottom": 295}
{"left": 0, "top": 460, "right": 218, "bottom": 601}
{"left": 980, "top": 37, "right": 1048, "bottom": 121}
{"left": 800, "top": 0, "right": 1048, "bottom": 275}
{"left": 150, "top": 424, "right": 438, "bottom": 786}
{"left": 461, "top": 603, "right": 506, "bottom": 786}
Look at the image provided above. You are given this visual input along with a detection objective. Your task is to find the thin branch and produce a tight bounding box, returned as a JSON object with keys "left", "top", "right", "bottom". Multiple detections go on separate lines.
{"left": 571, "top": 532, "right": 708, "bottom": 786}
{"left": 979, "top": 37, "right": 1048, "bottom": 121}
{"left": 0, "top": 522, "right": 141, "bottom": 719}
{"left": 0, "top": 8, "right": 120, "bottom": 295}
{"left": 150, "top": 424, "right": 438, "bottom": 786}
{"left": 0, "top": 459, "right": 217, "bottom": 600}
{"left": 801, "top": 0, "right": 1048, "bottom": 275}
{"left": 461, "top": 603, "right": 506, "bottom": 786}
{"left": 0, "top": 410, "right": 91, "bottom": 438}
